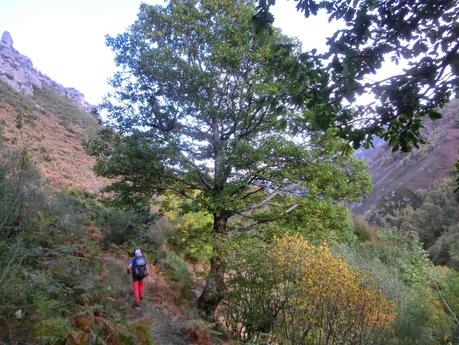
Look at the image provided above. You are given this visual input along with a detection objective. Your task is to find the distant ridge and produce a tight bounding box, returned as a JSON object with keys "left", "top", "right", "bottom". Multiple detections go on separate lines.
{"left": 354, "top": 99, "right": 459, "bottom": 214}
{"left": 0, "top": 31, "right": 92, "bottom": 112}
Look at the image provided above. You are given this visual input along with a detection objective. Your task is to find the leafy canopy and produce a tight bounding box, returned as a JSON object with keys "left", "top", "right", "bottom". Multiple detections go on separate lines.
{"left": 256, "top": 0, "right": 459, "bottom": 152}
{"left": 92, "top": 0, "right": 370, "bottom": 226}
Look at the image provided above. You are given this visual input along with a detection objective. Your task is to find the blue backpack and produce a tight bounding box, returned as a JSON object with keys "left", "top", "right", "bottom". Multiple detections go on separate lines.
{"left": 133, "top": 256, "right": 147, "bottom": 279}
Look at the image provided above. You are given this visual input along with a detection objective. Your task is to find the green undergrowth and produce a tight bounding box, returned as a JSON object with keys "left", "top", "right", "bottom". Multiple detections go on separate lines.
{"left": 0, "top": 148, "right": 214, "bottom": 345}
{"left": 0, "top": 150, "right": 165, "bottom": 344}
{"left": 0, "top": 80, "right": 37, "bottom": 124}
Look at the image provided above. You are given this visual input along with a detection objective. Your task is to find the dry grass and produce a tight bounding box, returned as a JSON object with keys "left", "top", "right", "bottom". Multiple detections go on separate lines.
{"left": 0, "top": 92, "right": 107, "bottom": 193}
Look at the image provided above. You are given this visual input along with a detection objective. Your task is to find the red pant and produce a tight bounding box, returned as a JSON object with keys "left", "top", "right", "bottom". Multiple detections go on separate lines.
{"left": 132, "top": 279, "right": 144, "bottom": 305}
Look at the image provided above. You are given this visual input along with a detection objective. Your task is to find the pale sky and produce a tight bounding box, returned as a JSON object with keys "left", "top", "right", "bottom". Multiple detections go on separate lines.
{"left": 0, "top": 0, "right": 338, "bottom": 105}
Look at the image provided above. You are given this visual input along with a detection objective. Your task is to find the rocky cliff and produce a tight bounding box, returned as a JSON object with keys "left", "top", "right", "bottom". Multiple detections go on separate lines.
{"left": 0, "top": 31, "right": 92, "bottom": 112}
{"left": 0, "top": 31, "right": 106, "bottom": 193}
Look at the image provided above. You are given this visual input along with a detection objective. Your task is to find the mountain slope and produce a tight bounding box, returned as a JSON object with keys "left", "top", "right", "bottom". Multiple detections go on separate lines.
{"left": 0, "top": 31, "right": 213, "bottom": 345}
{"left": 0, "top": 31, "right": 105, "bottom": 193}
{"left": 0, "top": 31, "right": 91, "bottom": 111}
{"left": 0, "top": 81, "right": 106, "bottom": 193}
{"left": 354, "top": 99, "right": 459, "bottom": 214}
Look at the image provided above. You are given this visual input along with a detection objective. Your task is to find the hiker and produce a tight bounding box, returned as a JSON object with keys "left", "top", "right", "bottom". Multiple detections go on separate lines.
{"left": 127, "top": 248, "right": 149, "bottom": 307}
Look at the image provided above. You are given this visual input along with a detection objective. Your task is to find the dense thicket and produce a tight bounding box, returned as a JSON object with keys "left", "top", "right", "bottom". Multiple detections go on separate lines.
{"left": 222, "top": 234, "right": 394, "bottom": 345}
{"left": 158, "top": 189, "right": 459, "bottom": 344}
{"left": 0, "top": 147, "right": 157, "bottom": 344}
{"left": 335, "top": 230, "right": 459, "bottom": 344}
{"left": 367, "top": 177, "right": 459, "bottom": 268}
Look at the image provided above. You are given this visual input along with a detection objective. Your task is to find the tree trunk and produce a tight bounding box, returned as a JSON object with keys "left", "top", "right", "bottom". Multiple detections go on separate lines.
{"left": 197, "top": 211, "right": 229, "bottom": 318}
{"left": 197, "top": 255, "right": 225, "bottom": 318}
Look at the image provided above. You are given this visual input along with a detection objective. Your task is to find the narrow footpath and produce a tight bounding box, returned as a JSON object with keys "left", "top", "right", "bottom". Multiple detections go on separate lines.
{"left": 101, "top": 256, "right": 190, "bottom": 345}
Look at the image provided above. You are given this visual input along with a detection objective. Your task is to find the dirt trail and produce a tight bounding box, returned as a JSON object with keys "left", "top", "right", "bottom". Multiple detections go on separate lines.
{"left": 101, "top": 255, "right": 190, "bottom": 345}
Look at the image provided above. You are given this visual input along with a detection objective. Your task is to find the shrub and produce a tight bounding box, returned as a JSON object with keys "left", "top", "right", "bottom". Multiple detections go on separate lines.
{"left": 429, "top": 224, "right": 459, "bottom": 268}
{"left": 158, "top": 249, "right": 194, "bottom": 302}
{"left": 222, "top": 233, "right": 395, "bottom": 344}
{"left": 95, "top": 207, "right": 153, "bottom": 247}
{"left": 352, "top": 215, "right": 372, "bottom": 241}
{"left": 434, "top": 267, "right": 459, "bottom": 343}
{"left": 392, "top": 288, "right": 455, "bottom": 345}
{"left": 0, "top": 149, "right": 45, "bottom": 331}
{"left": 0, "top": 149, "right": 42, "bottom": 239}
{"left": 334, "top": 235, "right": 456, "bottom": 345}
{"left": 32, "top": 318, "right": 73, "bottom": 345}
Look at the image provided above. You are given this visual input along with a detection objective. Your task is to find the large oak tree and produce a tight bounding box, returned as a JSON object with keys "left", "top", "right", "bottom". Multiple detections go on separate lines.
{"left": 91, "top": 0, "right": 370, "bottom": 317}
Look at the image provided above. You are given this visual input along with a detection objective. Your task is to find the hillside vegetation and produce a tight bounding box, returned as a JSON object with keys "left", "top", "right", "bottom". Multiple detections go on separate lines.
{"left": 0, "top": 80, "right": 105, "bottom": 192}
{"left": 0, "top": 144, "right": 217, "bottom": 345}
{"left": 354, "top": 99, "right": 459, "bottom": 214}
{"left": 1, "top": 1, "right": 459, "bottom": 344}
{"left": 367, "top": 177, "right": 459, "bottom": 268}
{"left": 0, "top": 75, "right": 457, "bottom": 345}
{"left": 2, "top": 141, "right": 459, "bottom": 345}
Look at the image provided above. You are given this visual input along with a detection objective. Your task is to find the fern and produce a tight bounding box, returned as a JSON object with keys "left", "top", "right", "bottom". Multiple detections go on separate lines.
{"left": 37, "top": 335, "right": 64, "bottom": 345}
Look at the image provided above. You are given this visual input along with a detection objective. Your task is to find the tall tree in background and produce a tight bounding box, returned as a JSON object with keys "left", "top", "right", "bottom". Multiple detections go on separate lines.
{"left": 256, "top": 0, "right": 459, "bottom": 152}
{"left": 91, "top": 0, "right": 371, "bottom": 317}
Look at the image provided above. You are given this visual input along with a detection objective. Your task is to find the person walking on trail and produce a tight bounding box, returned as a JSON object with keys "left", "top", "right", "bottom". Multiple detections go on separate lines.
{"left": 127, "top": 248, "right": 149, "bottom": 307}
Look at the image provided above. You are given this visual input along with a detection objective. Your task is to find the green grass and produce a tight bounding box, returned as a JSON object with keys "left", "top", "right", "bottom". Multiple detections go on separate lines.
{"left": 0, "top": 80, "right": 100, "bottom": 138}
{"left": 0, "top": 80, "right": 37, "bottom": 122}
{"left": 32, "top": 87, "right": 99, "bottom": 136}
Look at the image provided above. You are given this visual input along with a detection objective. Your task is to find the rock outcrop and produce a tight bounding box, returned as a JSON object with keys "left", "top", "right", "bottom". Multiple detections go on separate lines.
{"left": 0, "top": 31, "right": 92, "bottom": 112}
